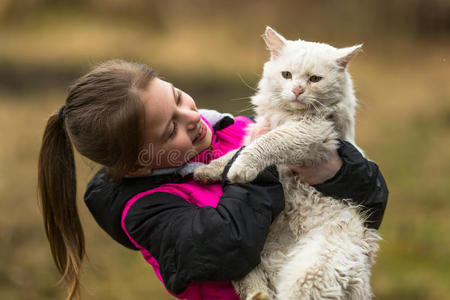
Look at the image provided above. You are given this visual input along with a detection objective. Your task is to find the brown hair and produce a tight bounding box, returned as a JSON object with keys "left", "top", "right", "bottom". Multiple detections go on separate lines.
{"left": 38, "top": 60, "right": 156, "bottom": 299}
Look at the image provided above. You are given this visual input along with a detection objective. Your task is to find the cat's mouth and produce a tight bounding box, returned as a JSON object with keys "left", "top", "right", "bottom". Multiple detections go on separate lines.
{"left": 290, "top": 93, "right": 307, "bottom": 103}
{"left": 288, "top": 98, "right": 308, "bottom": 110}
{"left": 291, "top": 97, "right": 306, "bottom": 105}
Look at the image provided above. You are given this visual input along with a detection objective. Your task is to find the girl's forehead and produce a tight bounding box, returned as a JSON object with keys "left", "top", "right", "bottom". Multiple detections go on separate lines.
{"left": 141, "top": 78, "right": 174, "bottom": 142}
{"left": 145, "top": 77, "right": 171, "bottom": 96}
{"left": 143, "top": 78, "right": 173, "bottom": 105}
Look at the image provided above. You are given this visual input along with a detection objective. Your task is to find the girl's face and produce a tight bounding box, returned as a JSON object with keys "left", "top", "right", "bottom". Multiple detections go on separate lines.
{"left": 138, "top": 78, "right": 212, "bottom": 170}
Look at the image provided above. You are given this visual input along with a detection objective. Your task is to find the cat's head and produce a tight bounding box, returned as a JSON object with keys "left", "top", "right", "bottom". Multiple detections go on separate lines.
{"left": 255, "top": 26, "right": 361, "bottom": 113}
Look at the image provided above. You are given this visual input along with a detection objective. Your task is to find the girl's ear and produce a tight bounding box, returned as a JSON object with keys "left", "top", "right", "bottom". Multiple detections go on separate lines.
{"left": 263, "top": 26, "right": 287, "bottom": 60}
{"left": 336, "top": 44, "right": 363, "bottom": 68}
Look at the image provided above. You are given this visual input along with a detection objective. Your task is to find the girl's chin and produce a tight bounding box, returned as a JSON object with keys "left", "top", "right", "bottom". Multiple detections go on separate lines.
{"left": 201, "top": 128, "right": 212, "bottom": 147}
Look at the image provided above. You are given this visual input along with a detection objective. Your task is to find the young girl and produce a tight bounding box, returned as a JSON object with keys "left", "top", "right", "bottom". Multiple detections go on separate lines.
{"left": 38, "top": 60, "right": 387, "bottom": 300}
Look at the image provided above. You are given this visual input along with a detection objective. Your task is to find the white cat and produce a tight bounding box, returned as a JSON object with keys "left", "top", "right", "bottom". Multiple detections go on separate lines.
{"left": 194, "top": 27, "right": 381, "bottom": 300}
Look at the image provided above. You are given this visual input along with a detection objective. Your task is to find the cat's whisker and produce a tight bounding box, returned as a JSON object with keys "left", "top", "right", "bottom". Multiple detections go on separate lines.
{"left": 309, "top": 99, "right": 332, "bottom": 116}
{"left": 236, "top": 106, "right": 255, "bottom": 114}
{"left": 237, "top": 73, "right": 258, "bottom": 92}
{"left": 229, "top": 96, "right": 252, "bottom": 102}
{"left": 235, "top": 102, "right": 256, "bottom": 114}
{"left": 310, "top": 98, "right": 327, "bottom": 110}
{"left": 309, "top": 102, "right": 320, "bottom": 114}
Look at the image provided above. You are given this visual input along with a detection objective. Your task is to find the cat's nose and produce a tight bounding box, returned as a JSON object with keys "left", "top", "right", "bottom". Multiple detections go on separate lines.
{"left": 292, "top": 86, "right": 304, "bottom": 97}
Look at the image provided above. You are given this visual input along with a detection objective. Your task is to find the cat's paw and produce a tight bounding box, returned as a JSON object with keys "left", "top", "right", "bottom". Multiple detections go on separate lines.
{"left": 193, "top": 164, "right": 222, "bottom": 183}
{"left": 248, "top": 291, "right": 271, "bottom": 300}
{"left": 227, "top": 160, "right": 259, "bottom": 183}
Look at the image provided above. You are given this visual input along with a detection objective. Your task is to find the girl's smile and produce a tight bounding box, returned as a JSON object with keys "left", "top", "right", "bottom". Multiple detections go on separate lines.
{"left": 193, "top": 120, "right": 207, "bottom": 144}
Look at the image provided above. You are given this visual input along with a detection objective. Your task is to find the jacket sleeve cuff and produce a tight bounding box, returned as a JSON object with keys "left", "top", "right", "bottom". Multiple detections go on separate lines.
{"left": 312, "top": 140, "right": 363, "bottom": 195}
{"left": 312, "top": 139, "right": 388, "bottom": 229}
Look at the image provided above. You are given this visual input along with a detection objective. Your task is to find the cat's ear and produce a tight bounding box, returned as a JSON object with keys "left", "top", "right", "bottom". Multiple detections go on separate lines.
{"left": 263, "top": 26, "right": 287, "bottom": 60}
{"left": 336, "top": 44, "right": 363, "bottom": 68}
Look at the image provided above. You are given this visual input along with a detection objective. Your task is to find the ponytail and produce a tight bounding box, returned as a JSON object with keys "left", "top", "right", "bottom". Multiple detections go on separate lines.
{"left": 37, "top": 60, "right": 156, "bottom": 299}
{"left": 38, "top": 113, "right": 85, "bottom": 300}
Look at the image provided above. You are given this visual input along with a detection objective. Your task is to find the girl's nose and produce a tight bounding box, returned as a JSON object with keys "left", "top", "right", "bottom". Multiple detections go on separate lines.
{"left": 184, "top": 109, "right": 201, "bottom": 130}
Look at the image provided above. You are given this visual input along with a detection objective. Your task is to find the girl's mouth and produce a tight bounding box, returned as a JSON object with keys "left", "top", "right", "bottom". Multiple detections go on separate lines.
{"left": 193, "top": 121, "right": 206, "bottom": 144}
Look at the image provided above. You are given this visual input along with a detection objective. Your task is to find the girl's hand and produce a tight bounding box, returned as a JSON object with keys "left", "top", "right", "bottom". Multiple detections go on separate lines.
{"left": 288, "top": 150, "right": 342, "bottom": 185}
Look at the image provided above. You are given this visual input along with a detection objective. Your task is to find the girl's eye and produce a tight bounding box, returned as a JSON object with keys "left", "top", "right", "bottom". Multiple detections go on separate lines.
{"left": 309, "top": 75, "right": 322, "bottom": 82}
{"left": 169, "top": 122, "right": 178, "bottom": 138}
{"left": 281, "top": 71, "right": 292, "bottom": 79}
{"left": 176, "top": 90, "right": 182, "bottom": 105}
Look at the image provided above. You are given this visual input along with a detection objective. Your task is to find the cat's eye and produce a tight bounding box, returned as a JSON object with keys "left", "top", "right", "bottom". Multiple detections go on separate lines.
{"left": 309, "top": 75, "right": 322, "bottom": 83}
{"left": 281, "top": 71, "right": 292, "bottom": 79}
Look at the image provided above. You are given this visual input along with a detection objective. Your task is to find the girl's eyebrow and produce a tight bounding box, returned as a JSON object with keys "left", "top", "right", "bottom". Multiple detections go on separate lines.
{"left": 170, "top": 83, "right": 177, "bottom": 101}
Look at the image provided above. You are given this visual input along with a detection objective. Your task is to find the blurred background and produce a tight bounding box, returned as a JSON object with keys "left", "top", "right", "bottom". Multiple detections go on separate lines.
{"left": 0, "top": 0, "right": 449, "bottom": 299}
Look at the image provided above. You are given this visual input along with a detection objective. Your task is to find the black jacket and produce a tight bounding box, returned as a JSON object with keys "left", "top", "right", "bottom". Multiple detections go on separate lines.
{"left": 84, "top": 141, "right": 388, "bottom": 295}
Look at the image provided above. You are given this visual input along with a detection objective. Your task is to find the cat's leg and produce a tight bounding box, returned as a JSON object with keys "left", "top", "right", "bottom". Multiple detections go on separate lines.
{"left": 275, "top": 220, "right": 380, "bottom": 300}
{"left": 227, "top": 119, "right": 339, "bottom": 183}
{"left": 345, "top": 228, "right": 381, "bottom": 300}
{"left": 233, "top": 264, "right": 274, "bottom": 300}
{"left": 275, "top": 228, "right": 345, "bottom": 300}
{"left": 193, "top": 149, "right": 238, "bottom": 182}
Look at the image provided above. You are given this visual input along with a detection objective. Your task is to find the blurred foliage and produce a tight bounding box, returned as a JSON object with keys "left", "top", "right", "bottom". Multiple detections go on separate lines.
{"left": 0, "top": 1, "right": 449, "bottom": 299}
{"left": 1, "top": 0, "right": 449, "bottom": 38}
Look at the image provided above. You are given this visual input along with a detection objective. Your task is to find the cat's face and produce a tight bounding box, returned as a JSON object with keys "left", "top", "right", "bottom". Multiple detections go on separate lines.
{"left": 256, "top": 27, "right": 361, "bottom": 112}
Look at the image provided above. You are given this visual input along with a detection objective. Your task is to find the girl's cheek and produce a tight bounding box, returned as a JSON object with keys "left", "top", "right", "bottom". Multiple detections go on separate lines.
{"left": 174, "top": 135, "right": 191, "bottom": 152}
{"left": 187, "top": 95, "right": 197, "bottom": 109}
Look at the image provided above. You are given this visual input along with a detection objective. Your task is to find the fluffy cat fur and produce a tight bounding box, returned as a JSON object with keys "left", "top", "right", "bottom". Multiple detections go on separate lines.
{"left": 194, "top": 26, "right": 381, "bottom": 300}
